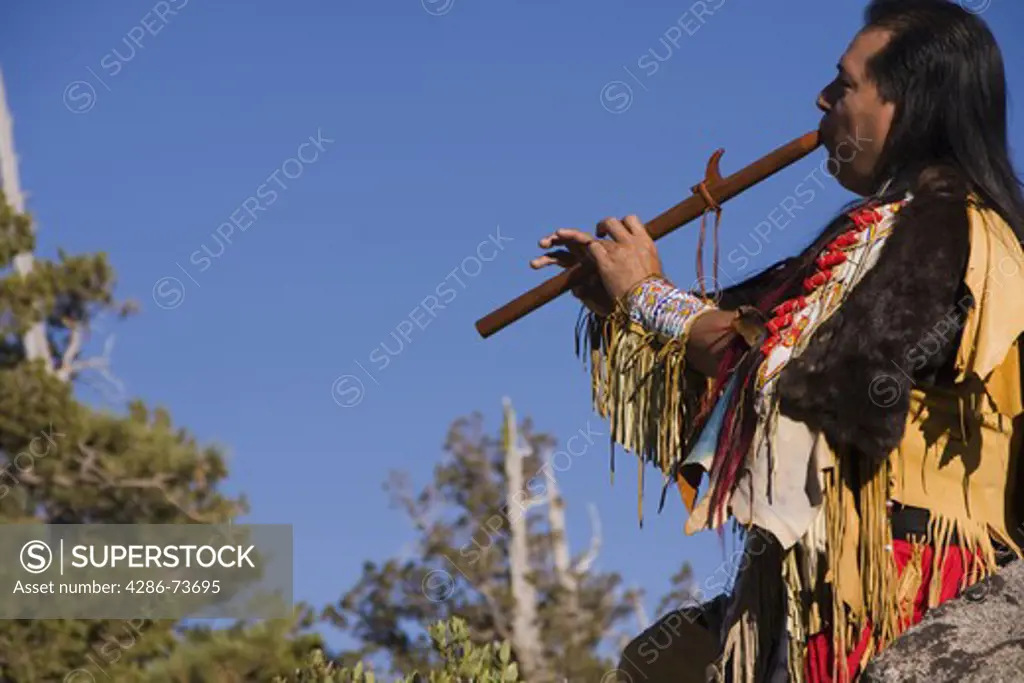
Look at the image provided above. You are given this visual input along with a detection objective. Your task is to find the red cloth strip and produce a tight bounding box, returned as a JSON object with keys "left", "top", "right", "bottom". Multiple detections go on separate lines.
{"left": 804, "top": 539, "right": 980, "bottom": 682}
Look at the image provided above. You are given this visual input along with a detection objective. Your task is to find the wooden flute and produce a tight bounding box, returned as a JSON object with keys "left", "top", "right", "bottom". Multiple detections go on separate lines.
{"left": 474, "top": 130, "right": 822, "bottom": 339}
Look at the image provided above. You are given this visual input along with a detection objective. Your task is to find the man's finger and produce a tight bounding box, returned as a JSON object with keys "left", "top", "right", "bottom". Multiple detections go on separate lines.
{"left": 587, "top": 239, "right": 611, "bottom": 266}
{"left": 553, "top": 228, "right": 598, "bottom": 246}
{"left": 530, "top": 255, "right": 558, "bottom": 269}
{"left": 541, "top": 232, "right": 595, "bottom": 264}
{"left": 529, "top": 250, "right": 577, "bottom": 270}
{"left": 596, "top": 217, "right": 632, "bottom": 244}
{"left": 622, "top": 214, "right": 647, "bottom": 238}
{"left": 540, "top": 228, "right": 598, "bottom": 249}
{"left": 538, "top": 232, "right": 571, "bottom": 249}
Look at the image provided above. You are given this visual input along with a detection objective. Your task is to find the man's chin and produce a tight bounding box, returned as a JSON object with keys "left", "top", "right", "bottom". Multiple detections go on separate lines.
{"left": 832, "top": 168, "right": 872, "bottom": 197}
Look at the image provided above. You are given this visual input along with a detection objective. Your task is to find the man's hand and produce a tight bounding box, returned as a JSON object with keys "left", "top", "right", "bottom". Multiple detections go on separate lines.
{"left": 529, "top": 214, "right": 745, "bottom": 377}
{"left": 529, "top": 215, "right": 664, "bottom": 313}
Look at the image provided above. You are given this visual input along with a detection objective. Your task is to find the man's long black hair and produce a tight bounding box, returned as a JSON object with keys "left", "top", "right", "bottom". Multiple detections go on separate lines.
{"left": 699, "top": 0, "right": 1024, "bottom": 517}
{"left": 720, "top": 0, "right": 1023, "bottom": 313}
{"left": 865, "top": 0, "right": 1024, "bottom": 240}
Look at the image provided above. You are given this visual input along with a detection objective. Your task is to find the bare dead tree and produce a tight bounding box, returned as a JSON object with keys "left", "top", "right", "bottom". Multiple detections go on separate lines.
{"left": 0, "top": 66, "right": 49, "bottom": 365}
{"left": 0, "top": 65, "right": 126, "bottom": 399}
{"left": 502, "top": 397, "right": 548, "bottom": 681}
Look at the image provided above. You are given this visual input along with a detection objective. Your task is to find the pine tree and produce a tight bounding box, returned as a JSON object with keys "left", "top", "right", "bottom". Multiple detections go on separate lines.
{"left": 279, "top": 618, "right": 522, "bottom": 683}
{"left": 0, "top": 69, "right": 321, "bottom": 682}
{"left": 0, "top": 68, "right": 697, "bottom": 682}
{"left": 322, "top": 399, "right": 693, "bottom": 683}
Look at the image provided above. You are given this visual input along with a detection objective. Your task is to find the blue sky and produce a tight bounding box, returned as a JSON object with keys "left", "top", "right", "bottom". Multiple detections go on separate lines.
{"left": 2, "top": 0, "right": 1022, "bottom": 655}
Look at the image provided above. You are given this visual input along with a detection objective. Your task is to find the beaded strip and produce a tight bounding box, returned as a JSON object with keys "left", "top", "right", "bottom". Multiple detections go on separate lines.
{"left": 626, "top": 276, "right": 715, "bottom": 339}
{"left": 755, "top": 197, "right": 909, "bottom": 390}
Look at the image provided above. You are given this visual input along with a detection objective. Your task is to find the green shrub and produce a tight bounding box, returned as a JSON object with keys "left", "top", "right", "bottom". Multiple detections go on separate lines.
{"left": 278, "top": 617, "right": 521, "bottom": 683}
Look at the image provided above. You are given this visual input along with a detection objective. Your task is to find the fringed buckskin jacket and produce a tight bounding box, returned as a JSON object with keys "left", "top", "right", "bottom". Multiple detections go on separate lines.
{"left": 581, "top": 175, "right": 1024, "bottom": 682}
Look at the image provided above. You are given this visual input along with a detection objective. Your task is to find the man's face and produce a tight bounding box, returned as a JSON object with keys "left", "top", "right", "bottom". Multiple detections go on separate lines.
{"left": 817, "top": 28, "right": 896, "bottom": 196}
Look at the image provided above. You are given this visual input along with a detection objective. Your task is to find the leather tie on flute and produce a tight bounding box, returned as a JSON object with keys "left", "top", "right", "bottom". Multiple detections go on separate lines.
{"left": 474, "top": 130, "right": 822, "bottom": 339}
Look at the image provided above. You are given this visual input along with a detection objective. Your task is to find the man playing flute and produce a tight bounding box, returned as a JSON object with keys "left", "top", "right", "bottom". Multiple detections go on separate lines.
{"left": 530, "top": 1, "right": 1024, "bottom": 681}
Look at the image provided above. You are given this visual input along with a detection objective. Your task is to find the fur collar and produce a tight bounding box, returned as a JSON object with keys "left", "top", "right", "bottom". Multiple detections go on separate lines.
{"left": 773, "top": 180, "right": 972, "bottom": 462}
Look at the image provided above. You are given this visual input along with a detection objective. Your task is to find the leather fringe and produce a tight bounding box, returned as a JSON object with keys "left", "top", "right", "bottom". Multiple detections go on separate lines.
{"left": 710, "top": 530, "right": 786, "bottom": 683}
{"left": 577, "top": 306, "right": 710, "bottom": 523}
{"left": 819, "top": 454, "right": 1011, "bottom": 682}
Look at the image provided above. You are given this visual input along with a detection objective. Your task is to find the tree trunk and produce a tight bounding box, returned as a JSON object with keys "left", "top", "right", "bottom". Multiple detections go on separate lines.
{"left": 502, "top": 398, "right": 548, "bottom": 681}
{"left": 547, "top": 457, "right": 577, "bottom": 600}
{"left": 0, "top": 67, "right": 51, "bottom": 368}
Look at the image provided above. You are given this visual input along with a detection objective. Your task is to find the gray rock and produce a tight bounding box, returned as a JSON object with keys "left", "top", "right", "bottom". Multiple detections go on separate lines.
{"left": 861, "top": 559, "right": 1024, "bottom": 683}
